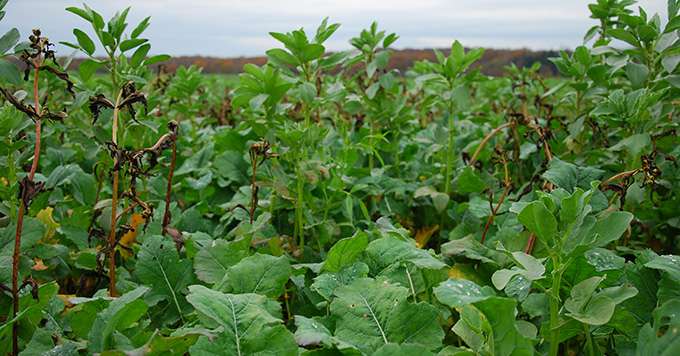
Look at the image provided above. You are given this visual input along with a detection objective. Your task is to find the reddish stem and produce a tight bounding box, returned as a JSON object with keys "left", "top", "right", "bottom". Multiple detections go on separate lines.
{"left": 12, "top": 64, "right": 41, "bottom": 356}
{"left": 162, "top": 135, "right": 177, "bottom": 232}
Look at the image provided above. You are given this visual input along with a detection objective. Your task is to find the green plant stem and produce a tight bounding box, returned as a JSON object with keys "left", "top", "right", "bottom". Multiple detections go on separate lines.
{"left": 444, "top": 113, "right": 455, "bottom": 195}
{"left": 295, "top": 153, "right": 305, "bottom": 254}
{"left": 549, "top": 255, "right": 563, "bottom": 356}
{"left": 368, "top": 118, "right": 375, "bottom": 172}
{"left": 583, "top": 323, "right": 594, "bottom": 356}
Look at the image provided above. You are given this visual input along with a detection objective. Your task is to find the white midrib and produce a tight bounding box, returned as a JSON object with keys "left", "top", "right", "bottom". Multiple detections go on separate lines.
{"left": 227, "top": 295, "right": 242, "bottom": 356}
{"left": 359, "top": 295, "right": 388, "bottom": 344}
{"left": 155, "top": 258, "right": 184, "bottom": 323}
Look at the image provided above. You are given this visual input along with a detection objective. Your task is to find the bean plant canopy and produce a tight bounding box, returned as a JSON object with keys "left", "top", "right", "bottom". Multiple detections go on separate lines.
{"left": 0, "top": 0, "right": 679, "bottom": 355}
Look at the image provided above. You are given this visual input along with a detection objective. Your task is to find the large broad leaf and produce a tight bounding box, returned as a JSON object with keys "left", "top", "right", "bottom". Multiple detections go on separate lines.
{"left": 322, "top": 231, "right": 368, "bottom": 272}
{"left": 645, "top": 255, "right": 680, "bottom": 304}
{"left": 135, "top": 235, "right": 194, "bottom": 325}
{"left": 186, "top": 285, "right": 297, "bottom": 356}
{"left": 564, "top": 276, "right": 638, "bottom": 325}
{"left": 193, "top": 238, "right": 250, "bottom": 284}
{"left": 88, "top": 286, "right": 149, "bottom": 353}
{"left": 215, "top": 253, "right": 291, "bottom": 298}
{"left": 542, "top": 158, "right": 604, "bottom": 191}
{"left": 441, "top": 235, "right": 505, "bottom": 265}
{"left": 491, "top": 252, "right": 546, "bottom": 291}
{"left": 452, "top": 297, "right": 534, "bottom": 356}
{"left": 365, "top": 237, "right": 447, "bottom": 273}
{"left": 636, "top": 300, "right": 680, "bottom": 356}
{"left": 434, "top": 279, "right": 495, "bottom": 308}
{"left": 312, "top": 262, "right": 369, "bottom": 301}
{"left": 591, "top": 211, "right": 634, "bottom": 247}
{"left": 474, "top": 297, "right": 535, "bottom": 356}
{"left": 373, "top": 343, "right": 435, "bottom": 356}
{"left": 330, "top": 278, "right": 444, "bottom": 354}
{"left": 517, "top": 201, "right": 557, "bottom": 246}
{"left": 0, "top": 282, "right": 59, "bottom": 355}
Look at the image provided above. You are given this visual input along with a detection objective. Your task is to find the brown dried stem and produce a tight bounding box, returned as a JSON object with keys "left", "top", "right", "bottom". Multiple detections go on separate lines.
{"left": 468, "top": 122, "right": 513, "bottom": 167}
{"left": 107, "top": 89, "right": 124, "bottom": 297}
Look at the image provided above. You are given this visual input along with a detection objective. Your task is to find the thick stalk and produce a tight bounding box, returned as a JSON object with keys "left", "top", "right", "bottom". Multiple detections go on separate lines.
{"left": 583, "top": 324, "right": 594, "bottom": 356}
{"left": 549, "top": 256, "right": 563, "bottom": 356}
{"left": 11, "top": 65, "right": 42, "bottom": 356}
{"left": 368, "top": 118, "right": 375, "bottom": 172}
{"left": 444, "top": 114, "right": 455, "bottom": 194}
{"left": 107, "top": 90, "right": 124, "bottom": 297}
{"left": 438, "top": 96, "right": 456, "bottom": 246}
{"left": 295, "top": 154, "right": 306, "bottom": 253}
{"left": 295, "top": 160, "right": 305, "bottom": 253}
{"left": 162, "top": 135, "right": 177, "bottom": 230}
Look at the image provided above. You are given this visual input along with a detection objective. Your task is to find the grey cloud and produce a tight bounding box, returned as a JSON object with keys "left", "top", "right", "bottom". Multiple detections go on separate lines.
{"left": 3, "top": 0, "right": 668, "bottom": 57}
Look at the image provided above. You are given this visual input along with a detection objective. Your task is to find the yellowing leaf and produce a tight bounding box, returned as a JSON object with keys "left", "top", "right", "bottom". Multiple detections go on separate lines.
{"left": 415, "top": 225, "right": 439, "bottom": 248}
{"left": 32, "top": 258, "right": 49, "bottom": 271}
{"left": 119, "top": 213, "right": 145, "bottom": 259}
{"left": 36, "top": 207, "right": 59, "bottom": 242}
{"left": 57, "top": 294, "right": 76, "bottom": 308}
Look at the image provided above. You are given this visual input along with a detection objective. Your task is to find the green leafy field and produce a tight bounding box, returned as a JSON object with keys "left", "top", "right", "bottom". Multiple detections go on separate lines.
{"left": 1, "top": 0, "right": 679, "bottom": 355}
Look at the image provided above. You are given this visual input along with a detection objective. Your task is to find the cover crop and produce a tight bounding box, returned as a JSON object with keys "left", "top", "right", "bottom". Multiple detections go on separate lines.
{"left": 0, "top": 0, "right": 679, "bottom": 355}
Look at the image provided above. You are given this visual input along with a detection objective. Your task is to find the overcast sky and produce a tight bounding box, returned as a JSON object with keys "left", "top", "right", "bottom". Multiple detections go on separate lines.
{"left": 3, "top": 0, "right": 666, "bottom": 57}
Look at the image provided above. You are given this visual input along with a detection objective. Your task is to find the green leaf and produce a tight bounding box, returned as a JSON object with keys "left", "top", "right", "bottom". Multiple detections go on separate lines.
{"left": 301, "top": 43, "right": 325, "bottom": 62}
{"left": 585, "top": 248, "right": 625, "bottom": 272}
{"left": 609, "top": 28, "right": 640, "bottom": 47}
{"left": 366, "top": 237, "right": 447, "bottom": 273}
{"left": 0, "top": 28, "right": 19, "bottom": 55}
{"left": 266, "top": 48, "right": 300, "bottom": 66}
{"left": 374, "top": 343, "right": 435, "bottom": 356}
{"left": 119, "top": 38, "right": 147, "bottom": 52}
{"left": 144, "top": 54, "right": 171, "bottom": 66}
{"left": 312, "top": 262, "right": 369, "bottom": 301}
{"left": 88, "top": 286, "right": 149, "bottom": 352}
{"left": 78, "top": 58, "right": 102, "bottom": 81}
{"left": 130, "top": 43, "right": 150, "bottom": 67}
{"left": 65, "top": 6, "right": 92, "bottom": 23}
{"left": 0, "top": 58, "right": 20, "bottom": 84}
{"left": 473, "top": 297, "right": 535, "bottom": 356}
{"left": 322, "top": 231, "right": 368, "bottom": 272}
{"left": 637, "top": 300, "right": 680, "bottom": 355}
{"left": 441, "top": 235, "right": 505, "bottom": 265}
{"left": 0, "top": 282, "right": 58, "bottom": 350}
{"left": 73, "top": 29, "right": 95, "bottom": 55}
{"left": 625, "top": 62, "right": 649, "bottom": 88}
{"left": 193, "top": 238, "right": 249, "bottom": 284}
{"left": 592, "top": 211, "right": 634, "bottom": 247}
{"left": 434, "top": 279, "right": 495, "bottom": 308}
{"left": 131, "top": 16, "right": 151, "bottom": 39}
{"left": 215, "top": 253, "right": 291, "bottom": 298}
{"left": 330, "top": 278, "right": 444, "bottom": 353}
{"left": 186, "top": 285, "right": 298, "bottom": 356}
{"left": 135, "top": 235, "right": 194, "bottom": 325}
{"left": 294, "top": 316, "right": 334, "bottom": 347}
{"left": 517, "top": 201, "right": 557, "bottom": 246}
{"left": 564, "top": 276, "right": 637, "bottom": 325}
{"left": 456, "top": 167, "right": 486, "bottom": 194}
{"left": 542, "top": 158, "right": 604, "bottom": 191}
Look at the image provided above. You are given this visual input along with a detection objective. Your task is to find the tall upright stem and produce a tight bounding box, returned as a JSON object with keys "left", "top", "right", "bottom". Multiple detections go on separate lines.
{"left": 549, "top": 255, "right": 563, "bottom": 356}
{"left": 162, "top": 132, "right": 177, "bottom": 230}
{"left": 12, "top": 64, "right": 42, "bottom": 356}
{"left": 107, "top": 89, "right": 124, "bottom": 297}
